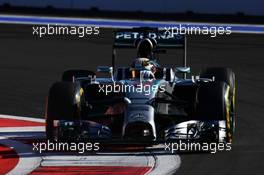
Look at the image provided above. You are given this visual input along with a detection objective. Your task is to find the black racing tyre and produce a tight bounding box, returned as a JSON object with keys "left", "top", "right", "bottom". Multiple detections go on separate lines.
{"left": 196, "top": 82, "right": 233, "bottom": 143}
{"left": 46, "top": 82, "right": 84, "bottom": 140}
{"left": 196, "top": 82, "right": 228, "bottom": 120}
{"left": 200, "top": 67, "right": 235, "bottom": 143}
{"left": 172, "top": 85, "right": 197, "bottom": 116}
{"left": 62, "top": 70, "right": 95, "bottom": 81}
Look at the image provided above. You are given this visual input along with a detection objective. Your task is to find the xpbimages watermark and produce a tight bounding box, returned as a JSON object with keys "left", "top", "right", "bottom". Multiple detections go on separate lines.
{"left": 162, "top": 25, "right": 232, "bottom": 37}
{"left": 32, "top": 24, "right": 100, "bottom": 38}
{"left": 98, "top": 82, "right": 166, "bottom": 95}
{"left": 32, "top": 140, "right": 100, "bottom": 154}
{"left": 164, "top": 141, "right": 232, "bottom": 154}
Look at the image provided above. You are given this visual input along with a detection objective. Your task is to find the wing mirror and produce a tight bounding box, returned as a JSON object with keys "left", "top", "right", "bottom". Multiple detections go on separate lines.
{"left": 175, "top": 67, "right": 191, "bottom": 73}
{"left": 97, "top": 66, "right": 114, "bottom": 81}
{"left": 97, "top": 66, "right": 113, "bottom": 73}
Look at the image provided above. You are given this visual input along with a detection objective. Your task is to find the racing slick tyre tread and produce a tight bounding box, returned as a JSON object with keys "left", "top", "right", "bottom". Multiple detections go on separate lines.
{"left": 62, "top": 69, "right": 95, "bottom": 81}
{"left": 46, "top": 82, "right": 83, "bottom": 140}
{"left": 172, "top": 85, "right": 197, "bottom": 116}
{"left": 200, "top": 67, "right": 235, "bottom": 143}
{"left": 196, "top": 82, "right": 228, "bottom": 120}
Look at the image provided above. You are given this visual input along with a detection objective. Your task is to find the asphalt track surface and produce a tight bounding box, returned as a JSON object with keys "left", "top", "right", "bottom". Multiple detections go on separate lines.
{"left": 0, "top": 24, "right": 264, "bottom": 175}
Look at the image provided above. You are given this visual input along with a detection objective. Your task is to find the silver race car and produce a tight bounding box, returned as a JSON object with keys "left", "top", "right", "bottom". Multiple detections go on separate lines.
{"left": 46, "top": 28, "right": 236, "bottom": 145}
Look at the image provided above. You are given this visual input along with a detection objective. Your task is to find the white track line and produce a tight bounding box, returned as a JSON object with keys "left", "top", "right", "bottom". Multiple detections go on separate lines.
{"left": 41, "top": 153, "right": 155, "bottom": 167}
{"left": 0, "top": 14, "right": 264, "bottom": 27}
{"left": 0, "top": 114, "right": 45, "bottom": 123}
{"left": 148, "top": 150, "right": 181, "bottom": 175}
{"left": 0, "top": 126, "right": 45, "bottom": 132}
{"left": 0, "top": 14, "right": 264, "bottom": 33}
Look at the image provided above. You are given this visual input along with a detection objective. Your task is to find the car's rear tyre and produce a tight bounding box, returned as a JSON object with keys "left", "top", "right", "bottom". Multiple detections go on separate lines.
{"left": 46, "top": 82, "right": 84, "bottom": 140}
{"left": 200, "top": 67, "right": 235, "bottom": 143}
{"left": 62, "top": 69, "right": 95, "bottom": 81}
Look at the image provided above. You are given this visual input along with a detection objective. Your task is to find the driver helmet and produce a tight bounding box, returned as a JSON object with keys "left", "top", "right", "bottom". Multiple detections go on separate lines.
{"left": 136, "top": 38, "right": 155, "bottom": 58}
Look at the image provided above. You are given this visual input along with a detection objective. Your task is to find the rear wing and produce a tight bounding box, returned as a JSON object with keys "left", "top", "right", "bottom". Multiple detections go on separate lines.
{"left": 113, "top": 28, "right": 185, "bottom": 49}
{"left": 112, "top": 27, "right": 188, "bottom": 78}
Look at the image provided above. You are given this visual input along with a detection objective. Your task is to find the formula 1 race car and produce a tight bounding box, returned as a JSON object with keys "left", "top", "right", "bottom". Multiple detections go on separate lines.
{"left": 45, "top": 27, "right": 236, "bottom": 145}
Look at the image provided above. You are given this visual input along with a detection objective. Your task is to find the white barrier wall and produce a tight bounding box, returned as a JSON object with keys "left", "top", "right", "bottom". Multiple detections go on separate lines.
{"left": 0, "top": 0, "right": 263, "bottom": 16}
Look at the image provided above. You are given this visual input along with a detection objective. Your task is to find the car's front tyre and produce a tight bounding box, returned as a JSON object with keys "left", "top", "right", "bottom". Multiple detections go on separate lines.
{"left": 46, "top": 82, "right": 83, "bottom": 140}
{"left": 199, "top": 67, "right": 236, "bottom": 143}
